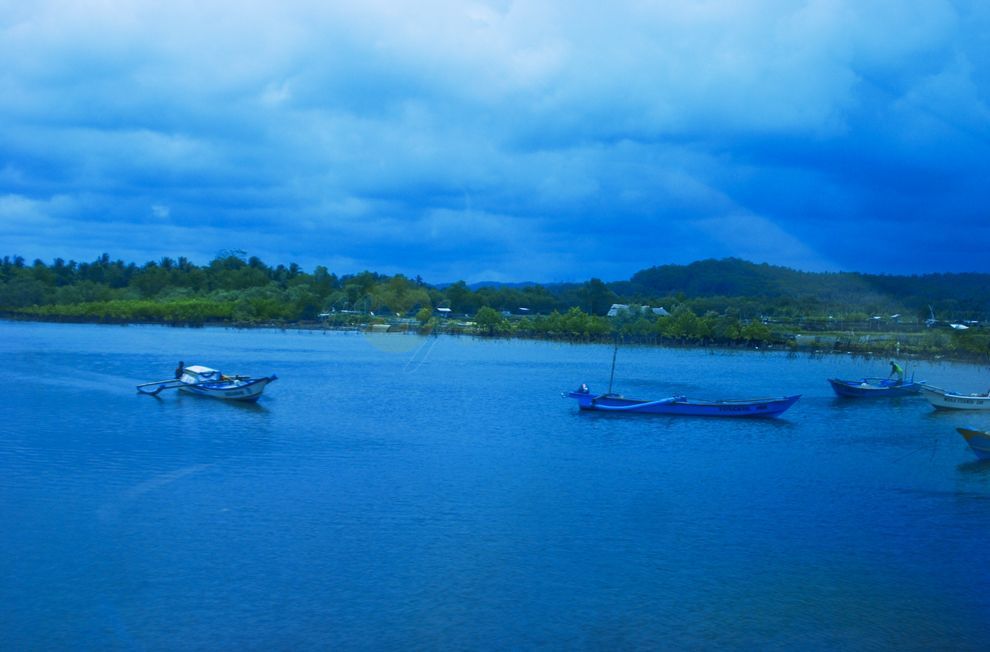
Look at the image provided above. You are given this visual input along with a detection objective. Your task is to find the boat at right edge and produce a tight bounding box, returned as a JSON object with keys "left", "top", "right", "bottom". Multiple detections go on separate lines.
{"left": 920, "top": 385, "right": 990, "bottom": 410}
{"left": 956, "top": 428, "right": 990, "bottom": 459}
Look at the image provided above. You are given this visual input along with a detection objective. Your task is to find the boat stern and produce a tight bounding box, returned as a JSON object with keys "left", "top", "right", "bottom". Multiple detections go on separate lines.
{"left": 563, "top": 385, "right": 597, "bottom": 409}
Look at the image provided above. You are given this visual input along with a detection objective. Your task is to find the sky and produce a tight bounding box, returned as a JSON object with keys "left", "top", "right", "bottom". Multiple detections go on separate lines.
{"left": 1, "top": 1, "right": 988, "bottom": 283}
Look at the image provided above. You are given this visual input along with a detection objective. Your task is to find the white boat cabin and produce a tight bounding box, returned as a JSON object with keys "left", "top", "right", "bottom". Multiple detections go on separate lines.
{"left": 180, "top": 365, "right": 226, "bottom": 385}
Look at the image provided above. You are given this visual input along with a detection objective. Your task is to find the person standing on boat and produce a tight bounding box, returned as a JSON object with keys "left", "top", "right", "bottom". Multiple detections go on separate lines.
{"left": 175, "top": 361, "right": 185, "bottom": 379}
{"left": 888, "top": 360, "right": 904, "bottom": 384}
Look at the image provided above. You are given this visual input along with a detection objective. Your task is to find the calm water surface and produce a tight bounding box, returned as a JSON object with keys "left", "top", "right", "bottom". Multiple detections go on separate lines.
{"left": 2, "top": 321, "right": 989, "bottom": 650}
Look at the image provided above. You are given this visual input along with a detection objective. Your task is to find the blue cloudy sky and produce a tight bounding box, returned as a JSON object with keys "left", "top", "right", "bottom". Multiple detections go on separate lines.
{"left": 1, "top": 1, "right": 988, "bottom": 282}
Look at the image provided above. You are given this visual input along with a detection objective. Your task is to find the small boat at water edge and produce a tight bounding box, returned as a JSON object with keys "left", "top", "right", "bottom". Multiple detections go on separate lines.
{"left": 827, "top": 377, "right": 924, "bottom": 398}
{"left": 956, "top": 428, "right": 990, "bottom": 460}
{"left": 563, "top": 386, "right": 800, "bottom": 417}
{"left": 137, "top": 365, "right": 277, "bottom": 402}
{"left": 920, "top": 385, "right": 990, "bottom": 410}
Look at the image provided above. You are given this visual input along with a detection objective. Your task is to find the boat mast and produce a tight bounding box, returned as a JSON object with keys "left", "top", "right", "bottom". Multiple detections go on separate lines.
{"left": 608, "top": 335, "right": 618, "bottom": 395}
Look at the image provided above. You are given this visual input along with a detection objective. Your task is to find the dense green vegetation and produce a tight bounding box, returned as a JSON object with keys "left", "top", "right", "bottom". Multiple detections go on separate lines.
{"left": 2, "top": 253, "right": 989, "bottom": 359}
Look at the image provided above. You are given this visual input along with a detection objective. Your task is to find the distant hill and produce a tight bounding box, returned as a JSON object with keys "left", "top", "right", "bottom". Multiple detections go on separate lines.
{"left": 608, "top": 258, "right": 990, "bottom": 320}
{"left": 467, "top": 281, "right": 539, "bottom": 291}
{"left": 432, "top": 281, "right": 539, "bottom": 290}
{"left": 623, "top": 258, "right": 811, "bottom": 297}
{"left": 450, "top": 258, "right": 990, "bottom": 320}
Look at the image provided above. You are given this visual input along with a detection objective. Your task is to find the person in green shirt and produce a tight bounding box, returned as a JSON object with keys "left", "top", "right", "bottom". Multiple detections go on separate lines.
{"left": 888, "top": 360, "right": 905, "bottom": 384}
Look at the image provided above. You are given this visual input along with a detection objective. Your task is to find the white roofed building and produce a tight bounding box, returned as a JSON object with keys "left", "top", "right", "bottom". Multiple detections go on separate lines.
{"left": 607, "top": 304, "right": 670, "bottom": 318}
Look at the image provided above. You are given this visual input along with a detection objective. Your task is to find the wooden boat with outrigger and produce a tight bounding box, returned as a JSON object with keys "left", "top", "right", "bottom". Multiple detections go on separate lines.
{"left": 137, "top": 364, "right": 277, "bottom": 402}
{"left": 563, "top": 386, "right": 800, "bottom": 417}
{"left": 562, "top": 337, "right": 799, "bottom": 417}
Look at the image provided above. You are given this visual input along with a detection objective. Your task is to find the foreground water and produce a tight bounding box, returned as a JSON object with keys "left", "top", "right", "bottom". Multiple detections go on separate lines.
{"left": 2, "top": 321, "right": 989, "bottom": 650}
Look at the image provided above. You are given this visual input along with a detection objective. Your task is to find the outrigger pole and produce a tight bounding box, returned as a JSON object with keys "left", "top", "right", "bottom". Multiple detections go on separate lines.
{"left": 136, "top": 379, "right": 185, "bottom": 395}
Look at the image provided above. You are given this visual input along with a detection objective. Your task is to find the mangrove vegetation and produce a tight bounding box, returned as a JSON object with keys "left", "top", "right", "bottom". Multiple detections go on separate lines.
{"left": 2, "top": 252, "right": 989, "bottom": 359}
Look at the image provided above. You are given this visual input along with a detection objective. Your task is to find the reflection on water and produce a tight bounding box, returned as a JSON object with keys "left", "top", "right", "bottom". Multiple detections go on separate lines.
{"left": 167, "top": 392, "right": 272, "bottom": 414}
{"left": 957, "top": 459, "right": 990, "bottom": 475}
{"left": 1, "top": 321, "right": 989, "bottom": 649}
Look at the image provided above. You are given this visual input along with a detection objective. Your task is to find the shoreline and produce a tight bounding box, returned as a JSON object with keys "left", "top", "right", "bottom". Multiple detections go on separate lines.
{"left": 4, "top": 313, "right": 988, "bottom": 367}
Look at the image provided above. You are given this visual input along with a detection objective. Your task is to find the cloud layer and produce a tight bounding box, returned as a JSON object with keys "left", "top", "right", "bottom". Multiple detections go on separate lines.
{"left": 2, "top": 1, "right": 988, "bottom": 281}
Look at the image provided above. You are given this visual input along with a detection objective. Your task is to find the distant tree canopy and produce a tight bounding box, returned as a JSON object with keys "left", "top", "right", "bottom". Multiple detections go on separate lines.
{"left": 2, "top": 254, "right": 989, "bottom": 328}
{"left": 616, "top": 258, "right": 990, "bottom": 322}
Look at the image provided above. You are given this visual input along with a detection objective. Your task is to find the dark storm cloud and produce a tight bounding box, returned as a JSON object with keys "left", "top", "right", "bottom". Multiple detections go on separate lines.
{"left": 1, "top": 1, "right": 987, "bottom": 281}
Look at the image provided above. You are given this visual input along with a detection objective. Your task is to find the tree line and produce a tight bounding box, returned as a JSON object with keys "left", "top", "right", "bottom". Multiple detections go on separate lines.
{"left": 0, "top": 252, "right": 632, "bottom": 323}
{"left": 1, "top": 253, "right": 988, "bottom": 357}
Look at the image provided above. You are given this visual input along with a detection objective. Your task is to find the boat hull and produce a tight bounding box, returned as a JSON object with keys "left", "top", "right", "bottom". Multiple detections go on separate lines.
{"left": 179, "top": 376, "right": 276, "bottom": 402}
{"left": 828, "top": 378, "right": 922, "bottom": 398}
{"left": 565, "top": 390, "right": 800, "bottom": 417}
{"left": 921, "top": 386, "right": 990, "bottom": 410}
{"left": 957, "top": 428, "right": 990, "bottom": 460}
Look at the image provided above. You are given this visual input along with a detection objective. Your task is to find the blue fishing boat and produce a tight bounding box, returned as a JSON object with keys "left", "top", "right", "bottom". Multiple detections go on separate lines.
{"left": 563, "top": 386, "right": 800, "bottom": 417}
{"left": 827, "top": 377, "right": 924, "bottom": 398}
{"left": 138, "top": 364, "right": 277, "bottom": 402}
{"left": 956, "top": 428, "right": 990, "bottom": 460}
{"left": 566, "top": 338, "right": 798, "bottom": 417}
